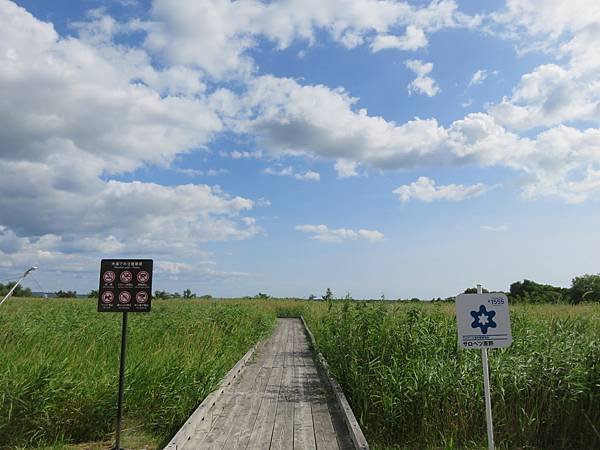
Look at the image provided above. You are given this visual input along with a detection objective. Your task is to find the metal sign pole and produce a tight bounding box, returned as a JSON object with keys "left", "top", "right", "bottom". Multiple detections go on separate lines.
{"left": 115, "top": 311, "right": 129, "bottom": 450}
{"left": 477, "top": 284, "right": 495, "bottom": 450}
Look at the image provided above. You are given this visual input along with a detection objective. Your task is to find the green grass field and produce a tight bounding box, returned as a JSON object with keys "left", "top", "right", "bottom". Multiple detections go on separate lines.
{"left": 0, "top": 298, "right": 598, "bottom": 449}
{"left": 304, "top": 302, "right": 600, "bottom": 449}
{"left": 0, "top": 299, "right": 275, "bottom": 449}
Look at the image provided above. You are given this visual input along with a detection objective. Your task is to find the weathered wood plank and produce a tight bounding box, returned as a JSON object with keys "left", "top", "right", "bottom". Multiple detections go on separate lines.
{"left": 246, "top": 365, "right": 284, "bottom": 448}
{"left": 308, "top": 363, "right": 339, "bottom": 450}
{"left": 270, "top": 323, "right": 296, "bottom": 450}
{"left": 293, "top": 323, "right": 317, "bottom": 450}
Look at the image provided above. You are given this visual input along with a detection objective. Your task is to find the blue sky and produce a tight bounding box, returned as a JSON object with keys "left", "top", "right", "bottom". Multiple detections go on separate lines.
{"left": 1, "top": 0, "right": 600, "bottom": 298}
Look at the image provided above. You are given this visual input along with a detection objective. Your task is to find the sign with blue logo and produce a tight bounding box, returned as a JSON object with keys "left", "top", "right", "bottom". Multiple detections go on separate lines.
{"left": 456, "top": 293, "right": 512, "bottom": 349}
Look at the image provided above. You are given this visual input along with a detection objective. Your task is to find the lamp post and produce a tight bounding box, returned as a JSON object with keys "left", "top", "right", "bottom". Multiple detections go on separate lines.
{"left": 0, "top": 266, "right": 38, "bottom": 307}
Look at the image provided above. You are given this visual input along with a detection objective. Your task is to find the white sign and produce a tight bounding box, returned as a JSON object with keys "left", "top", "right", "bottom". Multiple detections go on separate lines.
{"left": 456, "top": 293, "right": 512, "bottom": 349}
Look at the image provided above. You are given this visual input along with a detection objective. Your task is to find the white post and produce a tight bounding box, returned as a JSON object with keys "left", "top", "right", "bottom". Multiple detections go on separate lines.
{"left": 0, "top": 266, "right": 37, "bottom": 307}
{"left": 478, "top": 284, "right": 495, "bottom": 450}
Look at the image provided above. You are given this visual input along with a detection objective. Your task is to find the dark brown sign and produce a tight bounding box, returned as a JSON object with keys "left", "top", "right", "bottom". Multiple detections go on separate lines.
{"left": 98, "top": 259, "right": 153, "bottom": 312}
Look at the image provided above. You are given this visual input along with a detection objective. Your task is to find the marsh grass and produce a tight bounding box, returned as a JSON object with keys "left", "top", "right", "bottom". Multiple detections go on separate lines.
{"left": 1, "top": 298, "right": 598, "bottom": 449}
{"left": 304, "top": 302, "right": 600, "bottom": 449}
{"left": 0, "top": 299, "right": 275, "bottom": 448}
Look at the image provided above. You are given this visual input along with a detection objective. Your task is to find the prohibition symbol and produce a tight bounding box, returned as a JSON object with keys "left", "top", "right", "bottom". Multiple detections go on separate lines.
{"left": 103, "top": 271, "right": 116, "bottom": 283}
{"left": 137, "top": 271, "right": 150, "bottom": 284}
{"left": 101, "top": 291, "right": 114, "bottom": 304}
{"left": 136, "top": 291, "right": 148, "bottom": 303}
{"left": 119, "top": 291, "right": 131, "bottom": 304}
{"left": 120, "top": 271, "right": 133, "bottom": 283}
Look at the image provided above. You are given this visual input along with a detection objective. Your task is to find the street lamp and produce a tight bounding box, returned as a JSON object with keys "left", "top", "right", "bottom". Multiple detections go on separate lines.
{"left": 0, "top": 266, "right": 38, "bottom": 307}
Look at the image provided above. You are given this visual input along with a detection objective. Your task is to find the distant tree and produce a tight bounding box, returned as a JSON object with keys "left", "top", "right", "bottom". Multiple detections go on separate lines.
{"left": 171, "top": 292, "right": 181, "bottom": 298}
{"left": 154, "top": 290, "right": 171, "bottom": 300}
{"left": 0, "top": 282, "right": 32, "bottom": 297}
{"left": 88, "top": 289, "right": 98, "bottom": 298}
{"left": 55, "top": 290, "right": 77, "bottom": 298}
{"left": 322, "top": 288, "right": 333, "bottom": 301}
{"left": 182, "top": 288, "right": 195, "bottom": 299}
{"left": 198, "top": 294, "right": 213, "bottom": 300}
{"left": 308, "top": 294, "right": 316, "bottom": 300}
{"left": 343, "top": 292, "right": 354, "bottom": 301}
{"left": 509, "top": 279, "right": 567, "bottom": 304}
{"left": 255, "top": 292, "right": 270, "bottom": 300}
{"left": 570, "top": 274, "right": 600, "bottom": 304}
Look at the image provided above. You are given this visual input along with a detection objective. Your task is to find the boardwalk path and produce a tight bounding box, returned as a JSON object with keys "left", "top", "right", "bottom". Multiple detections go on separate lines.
{"left": 177, "top": 318, "right": 354, "bottom": 449}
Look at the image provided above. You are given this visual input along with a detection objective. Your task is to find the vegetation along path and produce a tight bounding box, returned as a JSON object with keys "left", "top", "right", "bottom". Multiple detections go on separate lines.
{"left": 168, "top": 318, "right": 355, "bottom": 449}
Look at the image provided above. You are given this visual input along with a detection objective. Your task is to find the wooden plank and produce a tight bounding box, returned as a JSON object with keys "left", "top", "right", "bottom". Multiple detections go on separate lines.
{"left": 308, "top": 363, "right": 339, "bottom": 450}
{"left": 182, "top": 392, "right": 234, "bottom": 448}
{"left": 221, "top": 322, "right": 285, "bottom": 449}
{"left": 245, "top": 365, "right": 284, "bottom": 448}
{"left": 293, "top": 323, "right": 317, "bottom": 450}
{"left": 221, "top": 367, "right": 273, "bottom": 449}
{"left": 270, "top": 322, "right": 296, "bottom": 450}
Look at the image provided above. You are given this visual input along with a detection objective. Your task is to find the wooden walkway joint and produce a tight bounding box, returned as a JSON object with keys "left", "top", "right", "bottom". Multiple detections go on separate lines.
{"left": 165, "top": 318, "right": 368, "bottom": 449}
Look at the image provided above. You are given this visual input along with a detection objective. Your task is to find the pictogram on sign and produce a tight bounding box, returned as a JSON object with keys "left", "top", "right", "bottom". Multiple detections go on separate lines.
{"left": 137, "top": 271, "right": 149, "bottom": 284}
{"left": 119, "top": 291, "right": 131, "bottom": 304}
{"left": 103, "top": 271, "right": 116, "bottom": 283}
{"left": 136, "top": 291, "right": 148, "bottom": 303}
{"left": 120, "top": 271, "right": 133, "bottom": 283}
{"left": 101, "top": 291, "right": 114, "bottom": 304}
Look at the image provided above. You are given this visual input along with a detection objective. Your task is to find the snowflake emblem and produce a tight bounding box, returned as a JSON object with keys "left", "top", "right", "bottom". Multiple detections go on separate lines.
{"left": 470, "top": 305, "right": 496, "bottom": 334}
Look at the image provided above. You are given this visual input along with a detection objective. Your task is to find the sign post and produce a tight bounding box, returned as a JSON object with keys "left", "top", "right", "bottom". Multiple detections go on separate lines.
{"left": 455, "top": 284, "right": 512, "bottom": 450}
{"left": 98, "top": 259, "right": 153, "bottom": 450}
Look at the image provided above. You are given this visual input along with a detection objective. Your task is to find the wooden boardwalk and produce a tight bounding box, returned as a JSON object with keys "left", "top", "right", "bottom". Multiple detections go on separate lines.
{"left": 174, "top": 318, "right": 354, "bottom": 449}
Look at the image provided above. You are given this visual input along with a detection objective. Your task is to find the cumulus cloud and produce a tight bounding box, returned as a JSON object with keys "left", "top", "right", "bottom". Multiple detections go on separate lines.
{"left": 392, "top": 177, "right": 489, "bottom": 203}
{"left": 239, "top": 75, "right": 449, "bottom": 169}
{"left": 140, "top": 0, "right": 479, "bottom": 78}
{"left": 262, "top": 166, "right": 320, "bottom": 181}
{"left": 295, "top": 224, "right": 384, "bottom": 243}
{"left": 405, "top": 59, "right": 440, "bottom": 97}
{"left": 0, "top": 0, "right": 259, "bottom": 277}
{"left": 489, "top": 64, "right": 599, "bottom": 130}
{"left": 228, "top": 74, "right": 600, "bottom": 202}
{"left": 371, "top": 25, "right": 427, "bottom": 52}
{"left": 488, "top": 1, "right": 600, "bottom": 131}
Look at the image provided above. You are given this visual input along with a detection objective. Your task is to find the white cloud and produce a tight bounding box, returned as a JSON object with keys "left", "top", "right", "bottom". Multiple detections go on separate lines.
{"left": 295, "top": 224, "right": 384, "bottom": 243}
{"left": 468, "top": 69, "right": 497, "bottom": 87}
{"left": 405, "top": 59, "right": 440, "bottom": 97}
{"left": 371, "top": 25, "right": 427, "bottom": 52}
{"left": 481, "top": 225, "right": 508, "bottom": 232}
{"left": 228, "top": 150, "right": 265, "bottom": 159}
{"left": 263, "top": 166, "right": 320, "bottom": 181}
{"left": 487, "top": 2, "right": 600, "bottom": 132}
{"left": 392, "top": 177, "right": 489, "bottom": 203}
{"left": 233, "top": 73, "right": 600, "bottom": 202}
{"left": 0, "top": 0, "right": 259, "bottom": 277}
{"left": 239, "top": 75, "right": 449, "bottom": 169}
{"left": 489, "top": 64, "right": 599, "bottom": 131}
{"left": 139, "top": 0, "right": 479, "bottom": 78}
{"left": 334, "top": 159, "right": 360, "bottom": 178}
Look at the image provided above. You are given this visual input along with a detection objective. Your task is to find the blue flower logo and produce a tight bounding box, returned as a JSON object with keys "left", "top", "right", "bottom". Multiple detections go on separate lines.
{"left": 470, "top": 305, "right": 496, "bottom": 334}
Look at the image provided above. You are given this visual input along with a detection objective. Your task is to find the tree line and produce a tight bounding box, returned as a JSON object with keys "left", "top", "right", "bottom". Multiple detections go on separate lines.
{"left": 5, "top": 273, "right": 600, "bottom": 304}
